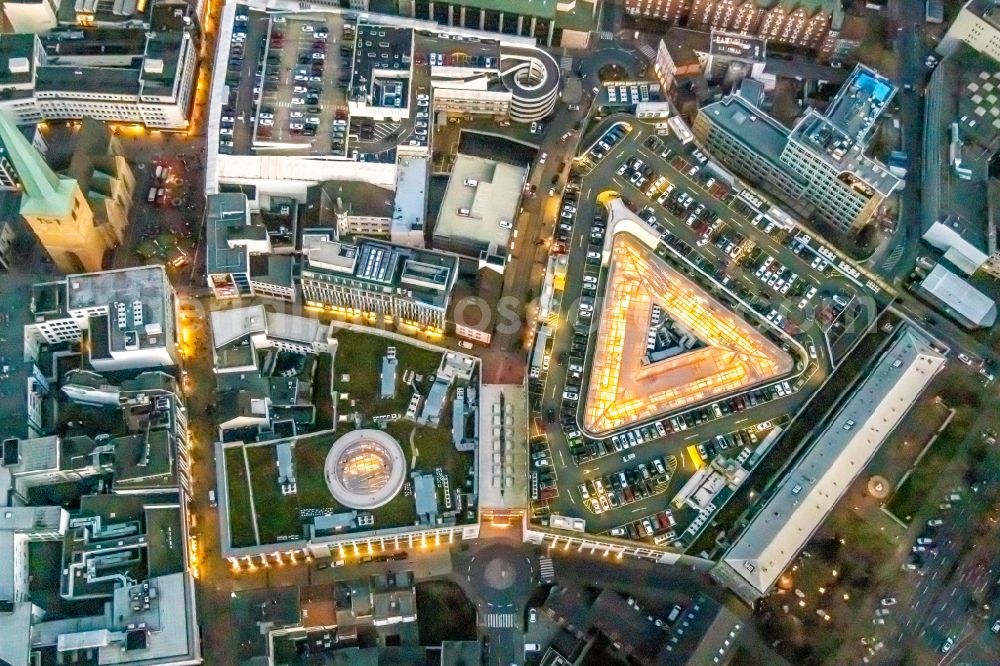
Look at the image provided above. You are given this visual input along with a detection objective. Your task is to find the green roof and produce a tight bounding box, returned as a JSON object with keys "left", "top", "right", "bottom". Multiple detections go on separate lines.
{"left": 0, "top": 110, "right": 78, "bottom": 217}
{"left": 555, "top": 1, "right": 596, "bottom": 32}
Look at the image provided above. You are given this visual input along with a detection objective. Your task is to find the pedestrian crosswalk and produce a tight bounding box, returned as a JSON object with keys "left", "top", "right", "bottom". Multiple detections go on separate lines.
{"left": 881, "top": 245, "right": 904, "bottom": 272}
{"left": 595, "top": 30, "right": 614, "bottom": 41}
{"left": 538, "top": 556, "right": 555, "bottom": 583}
{"left": 560, "top": 55, "right": 574, "bottom": 72}
{"left": 636, "top": 41, "right": 657, "bottom": 61}
{"left": 483, "top": 613, "right": 518, "bottom": 628}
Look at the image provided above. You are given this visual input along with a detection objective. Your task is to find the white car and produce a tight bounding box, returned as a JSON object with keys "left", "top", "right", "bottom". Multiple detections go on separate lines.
{"left": 290, "top": 111, "right": 304, "bottom": 119}
{"left": 259, "top": 118, "right": 273, "bottom": 126}
{"left": 563, "top": 391, "right": 579, "bottom": 401}
{"left": 301, "top": 24, "right": 315, "bottom": 32}
{"left": 290, "top": 123, "right": 304, "bottom": 130}
{"left": 290, "top": 97, "right": 306, "bottom": 105}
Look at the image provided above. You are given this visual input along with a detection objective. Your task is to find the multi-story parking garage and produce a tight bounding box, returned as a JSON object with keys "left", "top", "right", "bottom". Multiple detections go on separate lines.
{"left": 500, "top": 45, "right": 560, "bottom": 122}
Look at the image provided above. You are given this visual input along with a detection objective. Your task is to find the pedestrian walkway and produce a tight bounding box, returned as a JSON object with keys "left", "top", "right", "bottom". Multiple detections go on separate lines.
{"left": 483, "top": 613, "right": 518, "bottom": 628}
{"left": 595, "top": 30, "right": 614, "bottom": 41}
{"left": 538, "top": 556, "right": 555, "bottom": 583}
{"left": 560, "top": 55, "right": 574, "bottom": 72}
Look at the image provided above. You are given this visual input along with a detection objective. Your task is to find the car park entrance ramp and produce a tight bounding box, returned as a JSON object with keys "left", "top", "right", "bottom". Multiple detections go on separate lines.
{"left": 582, "top": 233, "right": 792, "bottom": 435}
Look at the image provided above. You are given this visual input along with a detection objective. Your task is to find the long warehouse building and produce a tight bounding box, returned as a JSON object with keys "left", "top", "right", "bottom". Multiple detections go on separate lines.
{"left": 712, "top": 327, "right": 947, "bottom": 604}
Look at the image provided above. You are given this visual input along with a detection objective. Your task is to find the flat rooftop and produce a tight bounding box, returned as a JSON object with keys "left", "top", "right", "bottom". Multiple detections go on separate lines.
{"left": 919, "top": 263, "right": 998, "bottom": 328}
{"left": 719, "top": 328, "right": 946, "bottom": 600}
{"left": 701, "top": 91, "right": 793, "bottom": 173}
{"left": 968, "top": 0, "right": 1000, "bottom": 30}
{"left": 456, "top": 0, "right": 557, "bottom": 18}
{"left": 957, "top": 48, "right": 1000, "bottom": 149}
{"left": 824, "top": 64, "right": 895, "bottom": 145}
{"left": 205, "top": 192, "right": 252, "bottom": 275}
{"left": 42, "top": 266, "right": 174, "bottom": 357}
{"left": 392, "top": 155, "right": 428, "bottom": 240}
{"left": 584, "top": 232, "right": 792, "bottom": 435}
{"left": 0, "top": 33, "right": 37, "bottom": 88}
{"left": 434, "top": 155, "right": 526, "bottom": 252}
{"left": 303, "top": 238, "right": 457, "bottom": 310}
{"left": 788, "top": 110, "right": 901, "bottom": 197}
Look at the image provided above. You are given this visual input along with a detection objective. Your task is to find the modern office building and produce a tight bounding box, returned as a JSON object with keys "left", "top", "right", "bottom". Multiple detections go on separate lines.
{"left": 0, "top": 2, "right": 199, "bottom": 129}
{"left": 300, "top": 238, "right": 459, "bottom": 332}
{"left": 939, "top": 0, "right": 1000, "bottom": 61}
{"left": 25, "top": 266, "right": 178, "bottom": 371}
{"left": 694, "top": 66, "right": 901, "bottom": 233}
{"left": 625, "top": 0, "right": 848, "bottom": 60}
{"left": 205, "top": 192, "right": 296, "bottom": 302}
{"left": 713, "top": 328, "right": 946, "bottom": 604}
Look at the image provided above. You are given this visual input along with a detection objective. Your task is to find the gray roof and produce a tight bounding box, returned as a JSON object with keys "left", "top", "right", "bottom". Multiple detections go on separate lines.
{"left": 36, "top": 66, "right": 142, "bottom": 95}
{"left": 391, "top": 156, "right": 428, "bottom": 239}
{"left": 61, "top": 266, "right": 174, "bottom": 358}
{"left": 0, "top": 33, "right": 37, "bottom": 87}
{"left": 303, "top": 238, "right": 458, "bottom": 311}
{"left": 700, "top": 90, "right": 794, "bottom": 173}
{"left": 434, "top": 155, "right": 526, "bottom": 253}
{"left": 919, "top": 264, "right": 998, "bottom": 327}
{"left": 721, "top": 329, "right": 946, "bottom": 599}
{"left": 825, "top": 64, "right": 896, "bottom": 144}
{"left": 206, "top": 192, "right": 251, "bottom": 275}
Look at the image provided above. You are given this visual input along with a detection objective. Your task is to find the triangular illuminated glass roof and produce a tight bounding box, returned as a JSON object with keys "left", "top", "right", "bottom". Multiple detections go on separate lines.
{"left": 583, "top": 233, "right": 793, "bottom": 435}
